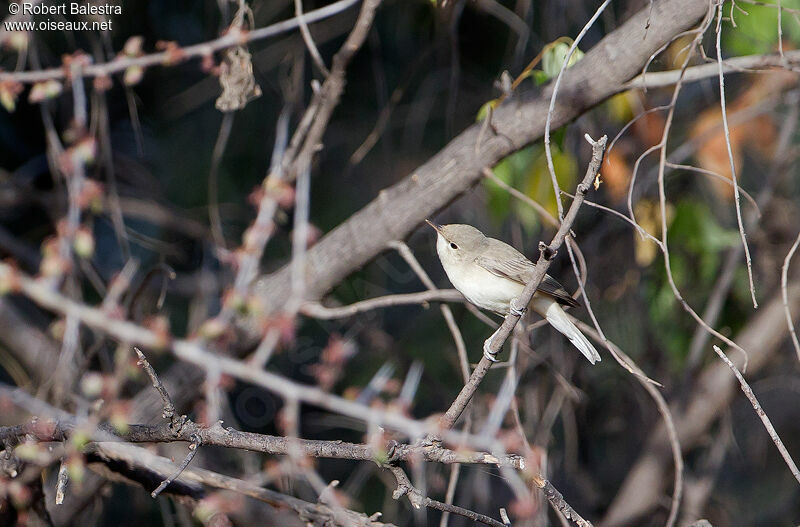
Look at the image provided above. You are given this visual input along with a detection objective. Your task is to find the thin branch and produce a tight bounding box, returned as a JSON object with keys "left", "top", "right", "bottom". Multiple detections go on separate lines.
{"left": 714, "top": 2, "right": 758, "bottom": 308}
{"left": 300, "top": 289, "right": 465, "bottom": 319}
{"left": 712, "top": 345, "right": 800, "bottom": 485}
{"left": 388, "top": 241, "right": 470, "bottom": 382}
{"left": 134, "top": 347, "right": 186, "bottom": 433}
{"left": 295, "top": 0, "right": 331, "bottom": 76}
{"left": 250, "top": 0, "right": 711, "bottom": 325}
{"left": 531, "top": 474, "right": 593, "bottom": 527}
{"left": 782, "top": 232, "right": 800, "bottom": 361}
{"left": 0, "top": 0, "right": 361, "bottom": 83}
{"left": 574, "top": 319, "right": 682, "bottom": 526}
{"left": 650, "top": 5, "right": 755, "bottom": 374}
{"left": 229, "top": 0, "right": 381, "bottom": 311}
{"left": 543, "top": 0, "right": 613, "bottom": 220}
{"left": 0, "top": 265, "right": 519, "bottom": 449}
{"left": 482, "top": 168, "right": 558, "bottom": 227}
{"left": 150, "top": 433, "right": 201, "bottom": 497}
{"left": 624, "top": 49, "right": 800, "bottom": 90}
{"left": 388, "top": 465, "right": 506, "bottom": 527}
{"left": 55, "top": 459, "right": 68, "bottom": 505}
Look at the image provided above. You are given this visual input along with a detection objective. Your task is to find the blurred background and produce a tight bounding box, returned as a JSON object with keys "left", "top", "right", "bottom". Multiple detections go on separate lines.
{"left": 1, "top": 0, "right": 800, "bottom": 526}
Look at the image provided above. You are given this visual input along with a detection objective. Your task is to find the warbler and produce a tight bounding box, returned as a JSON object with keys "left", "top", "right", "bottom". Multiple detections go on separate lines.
{"left": 427, "top": 221, "right": 600, "bottom": 364}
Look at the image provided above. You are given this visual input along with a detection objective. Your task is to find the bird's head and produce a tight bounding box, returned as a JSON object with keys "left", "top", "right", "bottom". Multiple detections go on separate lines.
{"left": 425, "top": 220, "right": 485, "bottom": 266}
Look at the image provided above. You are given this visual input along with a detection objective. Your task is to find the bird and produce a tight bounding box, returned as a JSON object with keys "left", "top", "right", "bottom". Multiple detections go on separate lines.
{"left": 426, "top": 220, "right": 600, "bottom": 365}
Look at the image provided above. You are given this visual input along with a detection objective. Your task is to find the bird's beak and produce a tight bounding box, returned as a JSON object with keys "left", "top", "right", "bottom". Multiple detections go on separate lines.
{"left": 425, "top": 219, "right": 443, "bottom": 234}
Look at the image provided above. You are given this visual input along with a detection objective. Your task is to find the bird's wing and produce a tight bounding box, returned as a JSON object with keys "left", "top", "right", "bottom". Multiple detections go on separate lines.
{"left": 474, "top": 242, "right": 580, "bottom": 308}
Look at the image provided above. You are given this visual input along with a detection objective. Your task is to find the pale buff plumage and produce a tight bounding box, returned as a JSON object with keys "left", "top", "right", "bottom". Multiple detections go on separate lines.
{"left": 428, "top": 221, "right": 600, "bottom": 365}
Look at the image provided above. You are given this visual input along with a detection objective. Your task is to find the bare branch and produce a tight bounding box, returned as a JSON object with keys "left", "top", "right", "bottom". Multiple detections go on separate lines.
{"left": 712, "top": 345, "right": 800, "bottom": 485}
{"left": 624, "top": 49, "right": 800, "bottom": 90}
{"left": 782, "top": 232, "right": 800, "bottom": 361}
{"left": 388, "top": 465, "right": 506, "bottom": 527}
{"left": 0, "top": 384, "right": 524, "bottom": 470}
{"left": 714, "top": 2, "right": 758, "bottom": 308}
{"left": 134, "top": 347, "right": 186, "bottom": 433}
{"left": 150, "top": 434, "right": 201, "bottom": 498}
{"left": 300, "top": 289, "right": 465, "bottom": 319}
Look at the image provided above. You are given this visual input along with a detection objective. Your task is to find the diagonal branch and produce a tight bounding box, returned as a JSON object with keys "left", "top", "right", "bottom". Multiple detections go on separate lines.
{"left": 388, "top": 465, "right": 506, "bottom": 527}
{"left": 712, "top": 345, "right": 800, "bottom": 485}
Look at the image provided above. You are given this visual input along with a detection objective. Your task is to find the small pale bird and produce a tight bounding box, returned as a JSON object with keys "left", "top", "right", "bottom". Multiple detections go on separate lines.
{"left": 426, "top": 221, "right": 600, "bottom": 365}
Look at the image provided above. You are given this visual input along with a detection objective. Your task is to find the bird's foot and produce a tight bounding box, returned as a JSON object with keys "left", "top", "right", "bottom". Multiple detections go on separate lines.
{"left": 509, "top": 298, "right": 527, "bottom": 317}
{"left": 483, "top": 335, "right": 499, "bottom": 362}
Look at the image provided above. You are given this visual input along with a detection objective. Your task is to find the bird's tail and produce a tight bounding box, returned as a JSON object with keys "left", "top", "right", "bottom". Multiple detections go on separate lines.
{"left": 532, "top": 297, "right": 601, "bottom": 364}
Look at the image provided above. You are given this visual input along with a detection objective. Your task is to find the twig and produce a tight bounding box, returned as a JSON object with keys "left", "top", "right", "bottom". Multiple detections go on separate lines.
{"left": 574, "top": 319, "right": 682, "bottom": 525}
{"left": 650, "top": 5, "right": 754, "bottom": 375}
{"left": 543, "top": 0, "right": 613, "bottom": 220}
{"left": 208, "top": 112, "right": 235, "bottom": 249}
{"left": 712, "top": 345, "right": 800, "bottom": 485}
{"left": 714, "top": 2, "right": 758, "bottom": 309}
{"left": 603, "top": 283, "right": 800, "bottom": 524}
{"left": 150, "top": 433, "right": 202, "bottom": 498}
{"left": 295, "top": 0, "right": 331, "bottom": 76}
{"left": 249, "top": 0, "right": 712, "bottom": 325}
{"left": 782, "top": 232, "right": 800, "bottom": 361}
{"left": 624, "top": 49, "right": 800, "bottom": 90}
{"left": 389, "top": 241, "right": 470, "bottom": 382}
{"left": 229, "top": 0, "right": 381, "bottom": 313}
{"left": 134, "top": 347, "right": 186, "bottom": 434}
{"left": 0, "top": 264, "right": 514, "bottom": 448}
{"left": 531, "top": 475, "right": 593, "bottom": 527}
{"left": 438, "top": 134, "right": 607, "bottom": 430}
{"left": 388, "top": 465, "right": 506, "bottom": 527}
{"left": 300, "top": 289, "right": 465, "bottom": 319}
{"left": 482, "top": 168, "right": 558, "bottom": 227}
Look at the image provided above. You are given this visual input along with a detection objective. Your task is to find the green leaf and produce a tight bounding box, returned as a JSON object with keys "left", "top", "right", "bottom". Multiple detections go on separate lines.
{"left": 476, "top": 99, "right": 499, "bottom": 122}
{"left": 541, "top": 41, "right": 584, "bottom": 80}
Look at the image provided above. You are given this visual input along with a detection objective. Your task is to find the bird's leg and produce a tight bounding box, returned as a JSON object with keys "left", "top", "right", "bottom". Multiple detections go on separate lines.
{"left": 483, "top": 333, "right": 500, "bottom": 362}
{"left": 509, "top": 297, "right": 527, "bottom": 317}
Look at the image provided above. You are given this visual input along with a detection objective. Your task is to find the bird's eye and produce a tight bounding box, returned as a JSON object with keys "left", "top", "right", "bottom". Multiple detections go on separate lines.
{"left": 450, "top": 243, "right": 458, "bottom": 250}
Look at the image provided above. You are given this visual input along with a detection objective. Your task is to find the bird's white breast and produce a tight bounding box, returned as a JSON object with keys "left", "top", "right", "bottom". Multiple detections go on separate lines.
{"left": 437, "top": 234, "right": 524, "bottom": 315}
